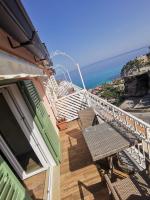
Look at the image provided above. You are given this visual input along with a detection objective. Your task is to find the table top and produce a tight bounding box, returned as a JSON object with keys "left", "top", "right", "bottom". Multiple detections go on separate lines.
{"left": 83, "top": 123, "right": 130, "bottom": 161}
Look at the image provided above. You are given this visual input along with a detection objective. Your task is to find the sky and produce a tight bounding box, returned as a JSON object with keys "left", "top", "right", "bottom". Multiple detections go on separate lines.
{"left": 22, "top": 0, "right": 150, "bottom": 67}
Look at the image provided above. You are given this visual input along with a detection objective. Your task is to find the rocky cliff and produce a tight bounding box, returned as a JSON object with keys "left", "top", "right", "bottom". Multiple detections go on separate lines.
{"left": 124, "top": 72, "right": 150, "bottom": 97}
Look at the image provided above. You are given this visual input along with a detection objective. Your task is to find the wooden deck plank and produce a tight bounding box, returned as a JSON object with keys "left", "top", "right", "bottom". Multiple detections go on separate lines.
{"left": 23, "top": 171, "right": 46, "bottom": 200}
{"left": 60, "top": 120, "right": 109, "bottom": 200}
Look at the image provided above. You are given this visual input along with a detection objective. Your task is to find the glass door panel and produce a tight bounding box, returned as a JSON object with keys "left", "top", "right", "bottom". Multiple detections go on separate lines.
{"left": 0, "top": 94, "right": 42, "bottom": 174}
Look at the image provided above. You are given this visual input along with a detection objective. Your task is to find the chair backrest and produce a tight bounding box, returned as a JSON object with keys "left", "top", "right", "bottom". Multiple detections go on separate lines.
{"left": 104, "top": 174, "right": 120, "bottom": 200}
{"left": 78, "top": 107, "right": 98, "bottom": 129}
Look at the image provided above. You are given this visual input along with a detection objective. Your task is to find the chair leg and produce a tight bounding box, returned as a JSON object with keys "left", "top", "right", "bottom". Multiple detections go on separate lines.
{"left": 108, "top": 156, "right": 113, "bottom": 177}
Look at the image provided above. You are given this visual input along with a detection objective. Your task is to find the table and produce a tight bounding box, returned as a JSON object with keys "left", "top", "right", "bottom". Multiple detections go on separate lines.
{"left": 83, "top": 123, "right": 130, "bottom": 162}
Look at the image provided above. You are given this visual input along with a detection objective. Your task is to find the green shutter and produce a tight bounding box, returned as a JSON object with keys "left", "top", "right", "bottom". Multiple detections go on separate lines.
{"left": 0, "top": 155, "right": 32, "bottom": 200}
{"left": 18, "top": 80, "right": 61, "bottom": 164}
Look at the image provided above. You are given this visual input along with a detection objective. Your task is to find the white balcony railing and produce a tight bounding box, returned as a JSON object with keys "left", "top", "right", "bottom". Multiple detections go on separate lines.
{"left": 55, "top": 89, "right": 88, "bottom": 121}
{"left": 87, "top": 91, "right": 150, "bottom": 140}
{"left": 45, "top": 78, "right": 150, "bottom": 170}
{"left": 86, "top": 91, "right": 150, "bottom": 169}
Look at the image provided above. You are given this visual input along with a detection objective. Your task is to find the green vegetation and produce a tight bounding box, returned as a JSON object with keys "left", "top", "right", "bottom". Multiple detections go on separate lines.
{"left": 121, "top": 58, "right": 144, "bottom": 77}
{"left": 100, "top": 83, "right": 124, "bottom": 106}
{"left": 92, "top": 79, "right": 125, "bottom": 106}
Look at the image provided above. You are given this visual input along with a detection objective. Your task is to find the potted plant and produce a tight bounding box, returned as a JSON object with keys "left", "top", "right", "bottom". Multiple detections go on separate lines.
{"left": 56, "top": 117, "right": 68, "bottom": 131}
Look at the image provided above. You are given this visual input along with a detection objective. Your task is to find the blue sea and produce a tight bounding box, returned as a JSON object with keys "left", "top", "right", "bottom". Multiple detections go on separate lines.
{"left": 55, "top": 47, "right": 149, "bottom": 89}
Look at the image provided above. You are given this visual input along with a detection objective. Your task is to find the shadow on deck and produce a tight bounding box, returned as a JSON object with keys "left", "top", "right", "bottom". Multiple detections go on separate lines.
{"left": 23, "top": 171, "right": 46, "bottom": 200}
{"left": 60, "top": 120, "right": 109, "bottom": 200}
{"left": 67, "top": 127, "right": 92, "bottom": 171}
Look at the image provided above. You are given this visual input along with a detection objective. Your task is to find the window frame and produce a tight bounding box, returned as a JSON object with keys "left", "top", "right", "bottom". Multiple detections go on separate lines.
{"left": 0, "top": 84, "right": 56, "bottom": 180}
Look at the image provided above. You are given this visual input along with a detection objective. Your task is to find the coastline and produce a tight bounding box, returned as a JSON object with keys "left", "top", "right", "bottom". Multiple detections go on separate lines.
{"left": 89, "top": 77, "right": 125, "bottom": 105}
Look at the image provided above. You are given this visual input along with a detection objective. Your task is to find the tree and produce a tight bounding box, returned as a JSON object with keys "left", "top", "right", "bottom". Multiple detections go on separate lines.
{"left": 121, "top": 58, "right": 144, "bottom": 77}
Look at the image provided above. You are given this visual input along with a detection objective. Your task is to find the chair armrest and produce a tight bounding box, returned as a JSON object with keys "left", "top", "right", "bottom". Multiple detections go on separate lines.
{"left": 104, "top": 174, "right": 120, "bottom": 200}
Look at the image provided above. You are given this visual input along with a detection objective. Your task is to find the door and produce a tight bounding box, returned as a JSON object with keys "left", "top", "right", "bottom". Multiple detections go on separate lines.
{"left": 0, "top": 91, "right": 46, "bottom": 179}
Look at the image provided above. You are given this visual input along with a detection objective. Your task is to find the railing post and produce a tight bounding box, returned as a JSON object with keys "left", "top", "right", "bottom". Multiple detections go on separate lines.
{"left": 146, "top": 128, "right": 150, "bottom": 140}
{"left": 76, "top": 63, "right": 86, "bottom": 90}
{"left": 142, "top": 140, "right": 146, "bottom": 161}
{"left": 86, "top": 91, "right": 92, "bottom": 107}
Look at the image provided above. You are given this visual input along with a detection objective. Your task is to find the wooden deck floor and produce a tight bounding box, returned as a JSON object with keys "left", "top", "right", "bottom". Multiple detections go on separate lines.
{"left": 23, "top": 171, "right": 47, "bottom": 200}
{"left": 60, "top": 120, "right": 109, "bottom": 200}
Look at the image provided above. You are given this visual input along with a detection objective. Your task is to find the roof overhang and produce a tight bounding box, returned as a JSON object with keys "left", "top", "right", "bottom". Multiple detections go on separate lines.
{"left": 0, "top": 50, "right": 47, "bottom": 80}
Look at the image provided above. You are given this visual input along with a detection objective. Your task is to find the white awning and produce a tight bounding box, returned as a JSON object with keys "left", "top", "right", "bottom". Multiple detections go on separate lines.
{"left": 0, "top": 50, "right": 47, "bottom": 80}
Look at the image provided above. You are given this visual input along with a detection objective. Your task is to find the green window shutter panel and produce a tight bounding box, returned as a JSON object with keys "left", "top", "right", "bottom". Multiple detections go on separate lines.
{"left": 0, "top": 155, "right": 32, "bottom": 200}
{"left": 18, "top": 80, "right": 61, "bottom": 164}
